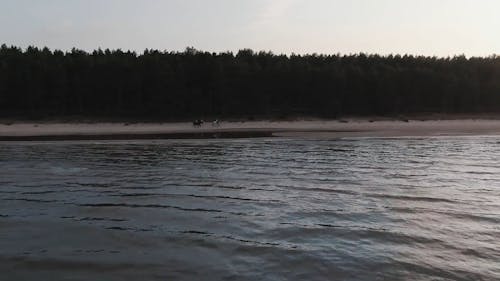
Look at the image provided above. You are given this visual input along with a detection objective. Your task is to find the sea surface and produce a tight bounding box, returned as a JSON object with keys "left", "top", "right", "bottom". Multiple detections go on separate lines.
{"left": 0, "top": 137, "right": 499, "bottom": 281}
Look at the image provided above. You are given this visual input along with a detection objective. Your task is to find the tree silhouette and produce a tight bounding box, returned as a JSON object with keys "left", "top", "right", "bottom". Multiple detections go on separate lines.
{"left": 1, "top": 45, "right": 500, "bottom": 120}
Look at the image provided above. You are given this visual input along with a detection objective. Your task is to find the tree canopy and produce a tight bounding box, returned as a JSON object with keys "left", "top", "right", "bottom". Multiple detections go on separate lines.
{"left": 1, "top": 45, "right": 500, "bottom": 119}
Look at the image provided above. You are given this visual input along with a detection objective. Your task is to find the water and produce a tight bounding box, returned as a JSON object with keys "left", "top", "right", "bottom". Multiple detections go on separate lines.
{"left": 0, "top": 137, "right": 499, "bottom": 281}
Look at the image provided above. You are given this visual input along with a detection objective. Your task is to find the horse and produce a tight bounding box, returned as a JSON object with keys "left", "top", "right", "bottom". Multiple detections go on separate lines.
{"left": 192, "top": 119, "right": 204, "bottom": 127}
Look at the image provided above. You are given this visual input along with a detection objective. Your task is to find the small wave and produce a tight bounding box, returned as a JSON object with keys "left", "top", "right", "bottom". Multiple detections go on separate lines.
{"left": 180, "top": 230, "right": 282, "bottom": 247}
{"left": 0, "top": 190, "right": 18, "bottom": 194}
{"left": 391, "top": 205, "right": 500, "bottom": 225}
{"left": 182, "top": 230, "right": 212, "bottom": 235}
{"left": 72, "top": 249, "right": 120, "bottom": 254}
{"left": 289, "top": 186, "right": 360, "bottom": 196}
{"left": 79, "top": 217, "right": 128, "bottom": 222}
{"left": 366, "top": 193, "right": 456, "bottom": 203}
{"left": 461, "top": 247, "right": 498, "bottom": 260}
{"left": 114, "top": 193, "right": 162, "bottom": 197}
{"left": 50, "top": 167, "right": 88, "bottom": 175}
{"left": 187, "top": 194, "right": 281, "bottom": 203}
{"left": 78, "top": 203, "right": 259, "bottom": 216}
{"left": 81, "top": 202, "right": 223, "bottom": 213}
{"left": 112, "top": 192, "right": 281, "bottom": 204}
{"left": 440, "top": 211, "right": 500, "bottom": 224}
{"left": 21, "top": 190, "right": 57, "bottom": 195}
{"left": 4, "top": 198, "right": 59, "bottom": 203}
{"left": 106, "top": 226, "right": 152, "bottom": 232}
{"left": 213, "top": 185, "right": 246, "bottom": 190}
{"left": 273, "top": 223, "right": 447, "bottom": 248}
{"left": 316, "top": 223, "right": 341, "bottom": 228}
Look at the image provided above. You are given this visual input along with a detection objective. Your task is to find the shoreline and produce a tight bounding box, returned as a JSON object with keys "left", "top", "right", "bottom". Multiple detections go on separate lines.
{"left": 0, "top": 130, "right": 276, "bottom": 141}
{"left": 2, "top": 119, "right": 500, "bottom": 141}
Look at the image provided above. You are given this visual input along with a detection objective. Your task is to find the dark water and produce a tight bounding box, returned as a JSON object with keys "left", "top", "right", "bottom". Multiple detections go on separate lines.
{"left": 1, "top": 137, "right": 499, "bottom": 281}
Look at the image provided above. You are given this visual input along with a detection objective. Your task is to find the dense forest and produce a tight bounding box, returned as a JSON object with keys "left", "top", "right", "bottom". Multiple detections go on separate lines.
{"left": 1, "top": 44, "right": 500, "bottom": 120}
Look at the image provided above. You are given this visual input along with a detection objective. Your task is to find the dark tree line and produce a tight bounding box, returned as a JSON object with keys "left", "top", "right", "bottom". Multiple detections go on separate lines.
{"left": 1, "top": 44, "right": 500, "bottom": 119}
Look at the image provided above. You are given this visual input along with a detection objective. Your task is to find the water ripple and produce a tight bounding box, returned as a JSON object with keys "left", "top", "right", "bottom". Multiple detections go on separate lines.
{"left": 1, "top": 137, "right": 499, "bottom": 280}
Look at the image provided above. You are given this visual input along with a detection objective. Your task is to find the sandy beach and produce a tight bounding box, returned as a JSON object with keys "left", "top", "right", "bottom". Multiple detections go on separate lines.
{"left": 2, "top": 119, "right": 500, "bottom": 141}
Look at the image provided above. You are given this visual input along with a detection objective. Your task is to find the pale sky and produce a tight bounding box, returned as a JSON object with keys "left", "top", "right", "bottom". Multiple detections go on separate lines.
{"left": 1, "top": 0, "right": 499, "bottom": 56}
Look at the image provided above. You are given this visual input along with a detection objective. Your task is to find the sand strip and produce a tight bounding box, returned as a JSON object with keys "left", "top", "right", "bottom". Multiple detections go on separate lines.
{"left": 1, "top": 120, "right": 500, "bottom": 141}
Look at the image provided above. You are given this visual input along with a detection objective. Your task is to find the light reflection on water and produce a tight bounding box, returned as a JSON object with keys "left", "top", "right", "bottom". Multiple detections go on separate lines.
{"left": 1, "top": 137, "right": 499, "bottom": 280}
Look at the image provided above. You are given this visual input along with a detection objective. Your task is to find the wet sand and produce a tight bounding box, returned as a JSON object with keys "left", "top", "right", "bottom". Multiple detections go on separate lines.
{"left": 2, "top": 119, "right": 500, "bottom": 140}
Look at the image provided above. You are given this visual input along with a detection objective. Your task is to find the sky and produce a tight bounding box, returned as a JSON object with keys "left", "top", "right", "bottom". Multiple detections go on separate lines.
{"left": 1, "top": 0, "right": 499, "bottom": 56}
